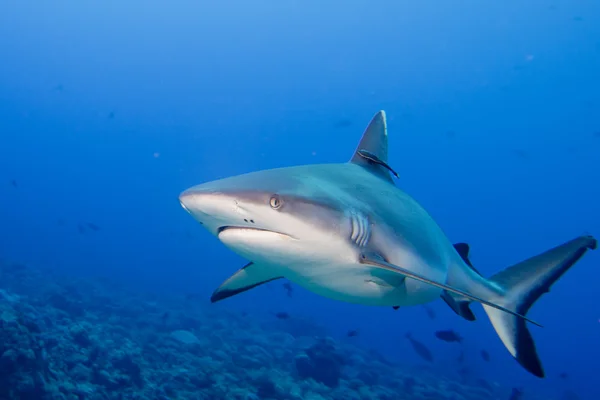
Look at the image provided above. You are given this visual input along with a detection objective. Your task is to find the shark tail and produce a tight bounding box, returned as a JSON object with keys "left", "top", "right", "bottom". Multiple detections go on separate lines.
{"left": 480, "top": 235, "right": 596, "bottom": 378}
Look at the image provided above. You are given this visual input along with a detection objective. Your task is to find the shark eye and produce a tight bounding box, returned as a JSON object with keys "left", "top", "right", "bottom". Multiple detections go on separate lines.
{"left": 269, "top": 195, "right": 283, "bottom": 210}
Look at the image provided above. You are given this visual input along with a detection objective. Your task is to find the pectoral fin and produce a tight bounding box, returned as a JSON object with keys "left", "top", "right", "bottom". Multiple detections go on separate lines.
{"left": 358, "top": 253, "right": 541, "bottom": 327}
{"left": 211, "top": 262, "right": 282, "bottom": 303}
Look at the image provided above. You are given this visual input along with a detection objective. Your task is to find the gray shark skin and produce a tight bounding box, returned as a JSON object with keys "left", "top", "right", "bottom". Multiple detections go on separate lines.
{"left": 179, "top": 110, "right": 596, "bottom": 378}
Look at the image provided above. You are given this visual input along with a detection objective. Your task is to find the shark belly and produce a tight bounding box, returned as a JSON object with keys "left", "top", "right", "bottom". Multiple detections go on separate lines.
{"left": 285, "top": 261, "right": 443, "bottom": 307}
{"left": 217, "top": 227, "right": 445, "bottom": 307}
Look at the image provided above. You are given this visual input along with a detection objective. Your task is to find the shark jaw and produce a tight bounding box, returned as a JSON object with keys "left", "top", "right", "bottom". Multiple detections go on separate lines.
{"left": 216, "top": 226, "right": 295, "bottom": 240}
{"left": 216, "top": 226, "right": 298, "bottom": 263}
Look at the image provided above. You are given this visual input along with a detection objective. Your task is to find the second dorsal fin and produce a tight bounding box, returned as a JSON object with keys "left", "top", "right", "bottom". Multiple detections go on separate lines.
{"left": 453, "top": 242, "right": 481, "bottom": 275}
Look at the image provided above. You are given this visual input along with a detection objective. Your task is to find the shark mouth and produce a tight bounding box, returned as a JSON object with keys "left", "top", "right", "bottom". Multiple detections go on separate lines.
{"left": 217, "top": 226, "right": 295, "bottom": 239}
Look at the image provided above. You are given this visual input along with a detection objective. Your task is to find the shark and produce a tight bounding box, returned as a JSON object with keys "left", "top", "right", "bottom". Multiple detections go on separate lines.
{"left": 179, "top": 110, "right": 597, "bottom": 377}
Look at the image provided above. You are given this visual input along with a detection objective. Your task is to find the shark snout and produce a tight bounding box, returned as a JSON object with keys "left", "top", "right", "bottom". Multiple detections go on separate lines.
{"left": 179, "top": 187, "right": 263, "bottom": 234}
{"left": 179, "top": 188, "right": 224, "bottom": 217}
{"left": 178, "top": 189, "right": 201, "bottom": 214}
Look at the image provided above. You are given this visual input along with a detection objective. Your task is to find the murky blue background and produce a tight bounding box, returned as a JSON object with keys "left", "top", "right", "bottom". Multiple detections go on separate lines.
{"left": 1, "top": 1, "right": 599, "bottom": 398}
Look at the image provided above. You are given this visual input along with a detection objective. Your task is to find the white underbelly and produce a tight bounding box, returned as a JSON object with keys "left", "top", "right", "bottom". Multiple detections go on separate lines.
{"left": 285, "top": 262, "right": 443, "bottom": 307}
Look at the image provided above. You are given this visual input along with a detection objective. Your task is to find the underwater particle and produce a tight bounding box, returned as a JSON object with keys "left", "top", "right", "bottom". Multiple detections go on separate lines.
{"left": 346, "top": 329, "right": 359, "bottom": 337}
{"left": 446, "top": 130, "right": 456, "bottom": 139}
{"left": 153, "top": 152, "right": 160, "bottom": 158}
{"left": 434, "top": 329, "right": 463, "bottom": 343}
{"left": 405, "top": 332, "right": 433, "bottom": 362}
{"left": 107, "top": 111, "right": 115, "bottom": 119}
{"left": 10, "top": 179, "right": 17, "bottom": 188}
{"left": 311, "top": 151, "right": 317, "bottom": 156}
{"left": 525, "top": 54, "right": 535, "bottom": 62}
{"left": 77, "top": 223, "right": 86, "bottom": 234}
{"left": 573, "top": 16, "right": 583, "bottom": 22}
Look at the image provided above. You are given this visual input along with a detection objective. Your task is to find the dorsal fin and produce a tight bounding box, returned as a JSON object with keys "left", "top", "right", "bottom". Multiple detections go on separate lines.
{"left": 453, "top": 242, "right": 481, "bottom": 275}
{"left": 350, "top": 110, "right": 394, "bottom": 183}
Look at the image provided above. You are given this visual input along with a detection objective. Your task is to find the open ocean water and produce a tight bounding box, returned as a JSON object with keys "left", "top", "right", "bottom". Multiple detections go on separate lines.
{"left": 1, "top": 1, "right": 599, "bottom": 400}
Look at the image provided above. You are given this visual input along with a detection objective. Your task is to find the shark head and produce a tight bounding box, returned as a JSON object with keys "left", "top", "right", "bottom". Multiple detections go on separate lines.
{"left": 179, "top": 166, "right": 356, "bottom": 266}
{"left": 180, "top": 111, "right": 393, "bottom": 270}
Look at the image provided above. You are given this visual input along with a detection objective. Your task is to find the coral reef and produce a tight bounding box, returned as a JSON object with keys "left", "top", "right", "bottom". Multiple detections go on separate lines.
{"left": 0, "top": 259, "right": 555, "bottom": 400}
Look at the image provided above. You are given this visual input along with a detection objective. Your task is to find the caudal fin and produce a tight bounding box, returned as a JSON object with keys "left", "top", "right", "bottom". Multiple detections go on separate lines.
{"left": 482, "top": 235, "right": 597, "bottom": 378}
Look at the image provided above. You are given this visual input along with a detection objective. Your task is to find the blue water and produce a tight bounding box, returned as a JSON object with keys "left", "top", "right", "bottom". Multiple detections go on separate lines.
{"left": 1, "top": 1, "right": 599, "bottom": 399}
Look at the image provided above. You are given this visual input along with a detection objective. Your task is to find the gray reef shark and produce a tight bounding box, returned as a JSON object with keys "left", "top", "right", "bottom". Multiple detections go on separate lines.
{"left": 179, "top": 110, "right": 596, "bottom": 377}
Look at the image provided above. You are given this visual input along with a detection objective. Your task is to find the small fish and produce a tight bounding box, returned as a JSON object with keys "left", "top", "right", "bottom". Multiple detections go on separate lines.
{"left": 10, "top": 179, "right": 18, "bottom": 188}
{"left": 161, "top": 311, "right": 170, "bottom": 325}
{"left": 405, "top": 332, "right": 433, "bottom": 362}
{"left": 481, "top": 349, "right": 491, "bottom": 362}
{"left": 509, "top": 387, "right": 524, "bottom": 400}
{"left": 85, "top": 222, "right": 100, "bottom": 231}
{"left": 434, "top": 329, "right": 463, "bottom": 343}
{"left": 77, "top": 223, "right": 86, "bottom": 234}
{"left": 274, "top": 311, "right": 290, "bottom": 320}
{"left": 52, "top": 84, "right": 64, "bottom": 92}
{"left": 423, "top": 305, "right": 436, "bottom": 319}
{"left": 346, "top": 329, "right": 359, "bottom": 337}
{"left": 457, "top": 350, "right": 465, "bottom": 363}
{"left": 573, "top": 16, "right": 583, "bottom": 22}
{"left": 559, "top": 372, "right": 569, "bottom": 379}
{"left": 108, "top": 111, "right": 115, "bottom": 119}
{"left": 282, "top": 282, "right": 293, "bottom": 298}
{"left": 446, "top": 130, "right": 457, "bottom": 139}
